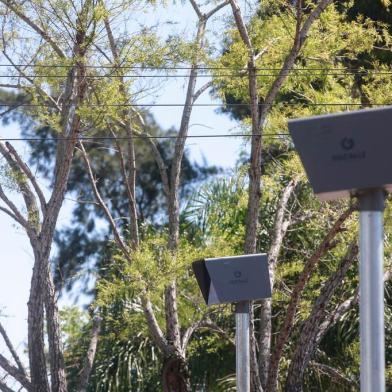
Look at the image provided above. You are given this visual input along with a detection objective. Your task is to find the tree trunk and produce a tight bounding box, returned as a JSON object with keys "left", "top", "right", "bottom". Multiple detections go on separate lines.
{"left": 259, "top": 298, "right": 271, "bottom": 388}
{"left": 44, "top": 264, "right": 67, "bottom": 392}
{"left": 27, "top": 249, "right": 50, "bottom": 392}
{"left": 28, "top": 243, "right": 68, "bottom": 392}
{"left": 162, "top": 356, "right": 191, "bottom": 392}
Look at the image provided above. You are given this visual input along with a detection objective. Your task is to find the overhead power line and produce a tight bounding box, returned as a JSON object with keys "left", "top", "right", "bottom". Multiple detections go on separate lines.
{"left": 0, "top": 133, "right": 291, "bottom": 142}
{"left": 0, "top": 102, "right": 389, "bottom": 108}
{"left": 0, "top": 71, "right": 391, "bottom": 78}
{"left": 0, "top": 64, "right": 390, "bottom": 73}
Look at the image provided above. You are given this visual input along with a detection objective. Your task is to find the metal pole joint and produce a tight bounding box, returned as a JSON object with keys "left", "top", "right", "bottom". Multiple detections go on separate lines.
{"left": 357, "top": 188, "right": 386, "bottom": 212}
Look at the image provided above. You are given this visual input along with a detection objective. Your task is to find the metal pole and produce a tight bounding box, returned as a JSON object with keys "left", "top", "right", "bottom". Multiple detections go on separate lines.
{"left": 235, "top": 300, "right": 250, "bottom": 392}
{"left": 358, "top": 189, "right": 385, "bottom": 392}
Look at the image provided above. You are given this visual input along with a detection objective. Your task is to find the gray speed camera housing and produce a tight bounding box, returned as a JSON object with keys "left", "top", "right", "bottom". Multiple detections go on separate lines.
{"left": 288, "top": 106, "right": 392, "bottom": 201}
{"left": 192, "top": 254, "right": 271, "bottom": 306}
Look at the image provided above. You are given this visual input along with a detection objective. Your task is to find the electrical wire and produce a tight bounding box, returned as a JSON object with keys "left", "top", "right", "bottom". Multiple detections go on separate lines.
{"left": 0, "top": 102, "right": 388, "bottom": 107}
{"left": 0, "top": 133, "right": 291, "bottom": 142}
{"left": 0, "top": 72, "right": 390, "bottom": 78}
{"left": 0, "top": 64, "right": 391, "bottom": 73}
{"left": 0, "top": 67, "right": 388, "bottom": 141}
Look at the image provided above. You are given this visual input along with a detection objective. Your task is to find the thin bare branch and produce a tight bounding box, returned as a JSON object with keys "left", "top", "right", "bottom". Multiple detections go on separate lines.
{"left": 0, "top": 322, "right": 26, "bottom": 376}
{"left": 300, "top": 0, "right": 334, "bottom": 40}
{"left": 0, "top": 355, "right": 31, "bottom": 391}
{"left": 140, "top": 131, "right": 170, "bottom": 197}
{"left": 5, "top": 142, "right": 47, "bottom": 215}
{"left": 181, "top": 321, "right": 201, "bottom": 353}
{"left": 182, "top": 319, "right": 234, "bottom": 352}
{"left": 193, "top": 80, "right": 213, "bottom": 102}
{"left": 103, "top": 16, "right": 139, "bottom": 247}
{"left": 0, "top": 84, "right": 21, "bottom": 89}
{"left": 45, "top": 0, "right": 74, "bottom": 39}
{"left": 114, "top": 118, "right": 170, "bottom": 198}
{"left": 266, "top": 203, "right": 357, "bottom": 391}
{"left": 310, "top": 362, "right": 357, "bottom": 388}
{"left": 141, "top": 295, "right": 169, "bottom": 355}
{"left": 268, "top": 178, "right": 298, "bottom": 285}
{"left": 260, "top": 0, "right": 333, "bottom": 122}
{"left": 254, "top": 41, "right": 276, "bottom": 62}
{"left": 169, "top": 16, "right": 206, "bottom": 249}
{"left": 78, "top": 142, "right": 132, "bottom": 263}
{"left": 315, "top": 263, "right": 392, "bottom": 343}
{"left": 285, "top": 242, "right": 358, "bottom": 391}
{"left": 229, "top": 0, "right": 252, "bottom": 51}
{"left": 200, "top": 320, "right": 235, "bottom": 345}
{"left": 0, "top": 142, "right": 40, "bottom": 234}
{"left": 249, "top": 308, "right": 263, "bottom": 392}
{"left": 1, "top": 52, "right": 35, "bottom": 85}
{"left": 125, "top": 122, "right": 139, "bottom": 248}
{"left": 189, "top": 0, "right": 202, "bottom": 19}
{"left": 0, "top": 380, "right": 15, "bottom": 392}
{"left": 2, "top": 51, "right": 60, "bottom": 111}
{"left": 205, "top": 0, "right": 230, "bottom": 20}
{"left": 258, "top": 178, "right": 298, "bottom": 387}
{"left": 0, "top": 185, "right": 28, "bottom": 229}
{"left": 110, "top": 129, "right": 136, "bottom": 213}
{"left": 318, "top": 292, "right": 358, "bottom": 339}
{"left": 103, "top": 13, "right": 119, "bottom": 59}
{"left": 0, "top": 0, "right": 65, "bottom": 58}
{"left": 190, "top": 0, "right": 229, "bottom": 21}
{"left": 0, "top": 206, "right": 20, "bottom": 224}
{"left": 0, "top": 105, "right": 23, "bottom": 119}
{"left": 92, "top": 43, "right": 112, "bottom": 62}
{"left": 290, "top": 211, "right": 315, "bottom": 226}
{"left": 167, "top": 0, "right": 229, "bottom": 250}
{"left": 76, "top": 314, "right": 101, "bottom": 392}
